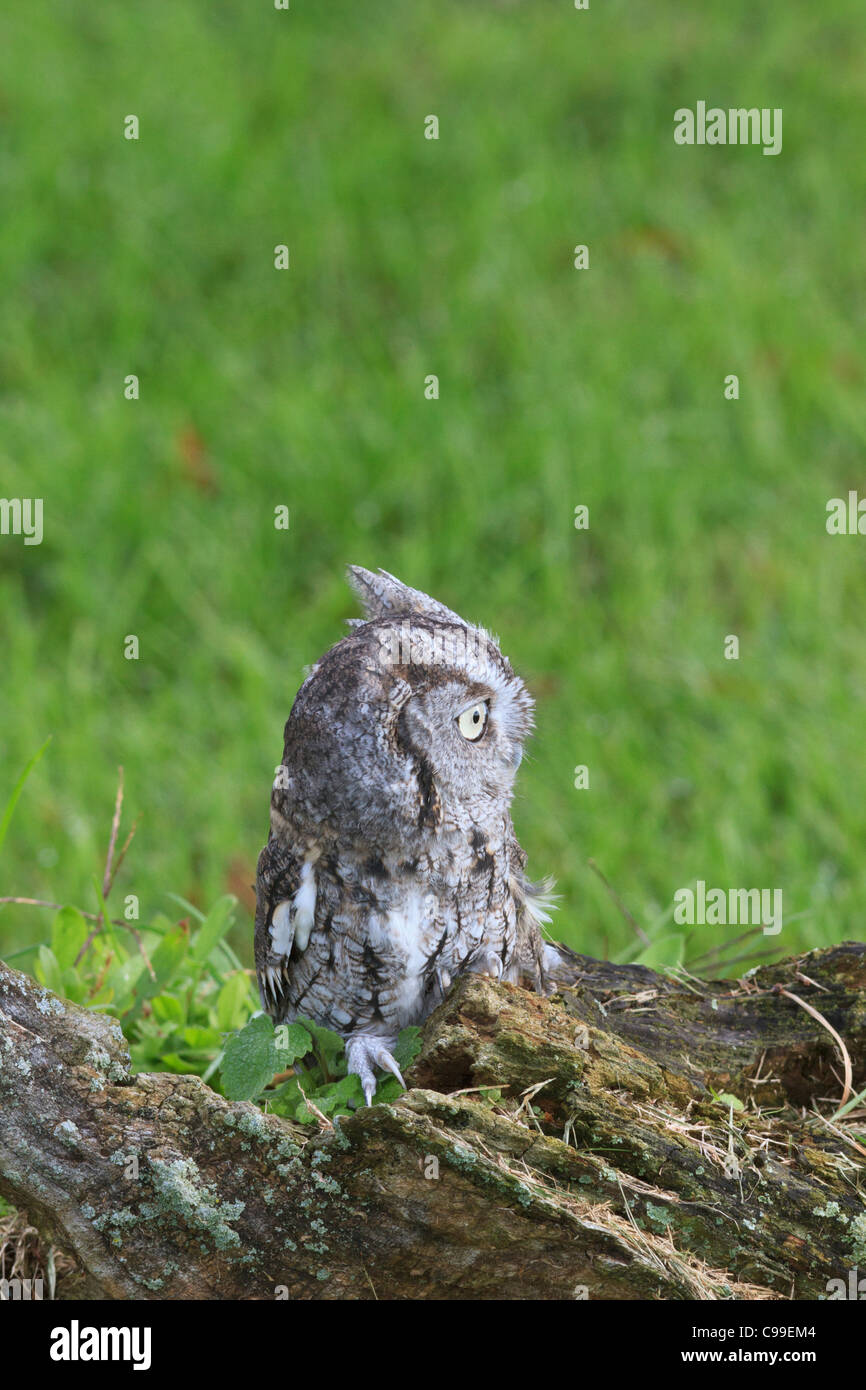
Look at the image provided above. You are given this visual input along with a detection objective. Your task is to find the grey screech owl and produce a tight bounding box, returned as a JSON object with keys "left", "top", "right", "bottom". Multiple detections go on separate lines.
{"left": 254, "top": 566, "right": 557, "bottom": 1104}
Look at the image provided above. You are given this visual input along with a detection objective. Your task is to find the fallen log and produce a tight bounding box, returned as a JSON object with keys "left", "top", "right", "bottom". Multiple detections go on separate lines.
{"left": 1, "top": 942, "right": 864, "bottom": 1299}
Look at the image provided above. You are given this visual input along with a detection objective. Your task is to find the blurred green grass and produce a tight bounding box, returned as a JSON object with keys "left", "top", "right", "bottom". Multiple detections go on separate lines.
{"left": 1, "top": 0, "right": 864, "bottom": 972}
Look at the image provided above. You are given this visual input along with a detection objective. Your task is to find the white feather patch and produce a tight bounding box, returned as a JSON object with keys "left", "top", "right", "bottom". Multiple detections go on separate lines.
{"left": 269, "top": 861, "right": 318, "bottom": 956}
{"left": 293, "top": 860, "right": 317, "bottom": 952}
{"left": 364, "top": 890, "right": 432, "bottom": 1020}
{"left": 524, "top": 879, "right": 557, "bottom": 927}
{"left": 270, "top": 900, "right": 294, "bottom": 956}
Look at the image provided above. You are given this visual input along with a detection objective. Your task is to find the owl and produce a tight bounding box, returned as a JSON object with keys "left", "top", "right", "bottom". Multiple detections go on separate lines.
{"left": 254, "top": 566, "right": 556, "bottom": 1104}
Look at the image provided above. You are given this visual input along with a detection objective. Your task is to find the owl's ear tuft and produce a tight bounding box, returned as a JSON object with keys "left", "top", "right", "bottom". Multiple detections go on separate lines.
{"left": 346, "top": 565, "right": 466, "bottom": 626}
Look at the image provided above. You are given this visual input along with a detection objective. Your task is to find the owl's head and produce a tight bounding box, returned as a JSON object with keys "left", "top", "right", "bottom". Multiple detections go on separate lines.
{"left": 276, "top": 568, "right": 535, "bottom": 847}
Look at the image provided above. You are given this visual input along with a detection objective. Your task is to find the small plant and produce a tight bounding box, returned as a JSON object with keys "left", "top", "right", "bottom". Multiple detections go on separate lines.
{"left": 2, "top": 753, "right": 420, "bottom": 1114}
{"left": 220, "top": 1013, "right": 422, "bottom": 1121}
{"left": 23, "top": 886, "right": 419, "bottom": 1115}
{"left": 31, "top": 893, "right": 255, "bottom": 1084}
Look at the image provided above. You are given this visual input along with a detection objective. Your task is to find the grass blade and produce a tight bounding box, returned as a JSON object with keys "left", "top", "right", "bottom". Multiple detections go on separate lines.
{"left": 0, "top": 736, "right": 52, "bottom": 857}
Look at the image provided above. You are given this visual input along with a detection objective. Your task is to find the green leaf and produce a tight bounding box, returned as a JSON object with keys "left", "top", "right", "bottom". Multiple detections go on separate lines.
{"left": 298, "top": 1018, "right": 345, "bottom": 1077}
{"left": 479, "top": 1086, "right": 503, "bottom": 1105}
{"left": 35, "top": 944, "right": 63, "bottom": 995}
{"left": 151, "top": 993, "right": 186, "bottom": 1025}
{"left": 393, "top": 1025, "right": 422, "bottom": 1071}
{"left": 297, "top": 1072, "right": 365, "bottom": 1121}
{"left": 164, "top": 893, "right": 206, "bottom": 923}
{"left": 267, "top": 1074, "right": 307, "bottom": 1119}
{"left": 0, "top": 736, "right": 51, "bottom": 858}
{"left": 832, "top": 1084, "right": 866, "bottom": 1122}
{"left": 91, "top": 875, "right": 123, "bottom": 962}
{"left": 372, "top": 1075, "right": 404, "bottom": 1104}
{"left": 274, "top": 1021, "right": 313, "bottom": 1067}
{"left": 3, "top": 942, "right": 47, "bottom": 962}
{"left": 84, "top": 983, "right": 115, "bottom": 1007}
{"left": 712, "top": 1090, "right": 745, "bottom": 1112}
{"left": 129, "top": 1032, "right": 170, "bottom": 1066}
{"left": 143, "top": 913, "right": 181, "bottom": 939}
{"left": 191, "top": 896, "right": 237, "bottom": 966}
{"left": 141, "top": 923, "right": 190, "bottom": 993}
{"left": 123, "top": 923, "right": 189, "bottom": 1018}
{"left": 156, "top": 1052, "right": 200, "bottom": 1074}
{"left": 51, "top": 906, "right": 89, "bottom": 972}
{"left": 216, "top": 972, "right": 253, "bottom": 1033}
{"left": 182, "top": 1026, "right": 222, "bottom": 1050}
{"left": 221, "top": 1013, "right": 278, "bottom": 1101}
{"left": 103, "top": 955, "right": 147, "bottom": 1013}
{"left": 60, "top": 968, "right": 85, "bottom": 1003}
{"left": 634, "top": 933, "right": 686, "bottom": 970}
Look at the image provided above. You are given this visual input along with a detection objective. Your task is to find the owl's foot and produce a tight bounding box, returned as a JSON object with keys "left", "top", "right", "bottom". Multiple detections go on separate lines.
{"left": 465, "top": 950, "right": 505, "bottom": 982}
{"left": 346, "top": 1035, "right": 406, "bottom": 1107}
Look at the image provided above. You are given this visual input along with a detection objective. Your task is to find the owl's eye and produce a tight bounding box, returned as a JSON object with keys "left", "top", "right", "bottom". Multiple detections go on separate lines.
{"left": 457, "top": 701, "right": 489, "bottom": 742}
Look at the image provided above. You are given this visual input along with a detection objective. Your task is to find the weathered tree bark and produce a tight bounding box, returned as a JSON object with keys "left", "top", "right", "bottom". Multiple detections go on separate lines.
{"left": 1, "top": 943, "right": 864, "bottom": 1300}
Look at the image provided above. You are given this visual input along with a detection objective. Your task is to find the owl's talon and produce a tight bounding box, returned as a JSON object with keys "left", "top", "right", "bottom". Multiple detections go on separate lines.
{"left": 346, "top": 1036, "right": 406, "bottom": 1107}
{"left": 374, "top": 1047, "right": 406, "bottom": 1089}
{"left": 433, "top": 967, "right": 453, "bottom": 1003}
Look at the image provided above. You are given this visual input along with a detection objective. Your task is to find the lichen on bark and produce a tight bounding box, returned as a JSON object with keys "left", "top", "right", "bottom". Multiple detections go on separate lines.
{"left": 1, "top": 942, "right": 864, "bottom": 1299}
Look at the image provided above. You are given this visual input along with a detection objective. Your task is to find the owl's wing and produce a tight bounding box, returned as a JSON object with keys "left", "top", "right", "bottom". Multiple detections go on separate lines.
{"left": 254, "top": 833, "right": 312, "bottom": 1019}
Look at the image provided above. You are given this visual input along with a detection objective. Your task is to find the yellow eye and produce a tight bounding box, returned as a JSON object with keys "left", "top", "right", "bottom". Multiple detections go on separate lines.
{"left": 457, "top": 702, "right": 488, "bottom": 742}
